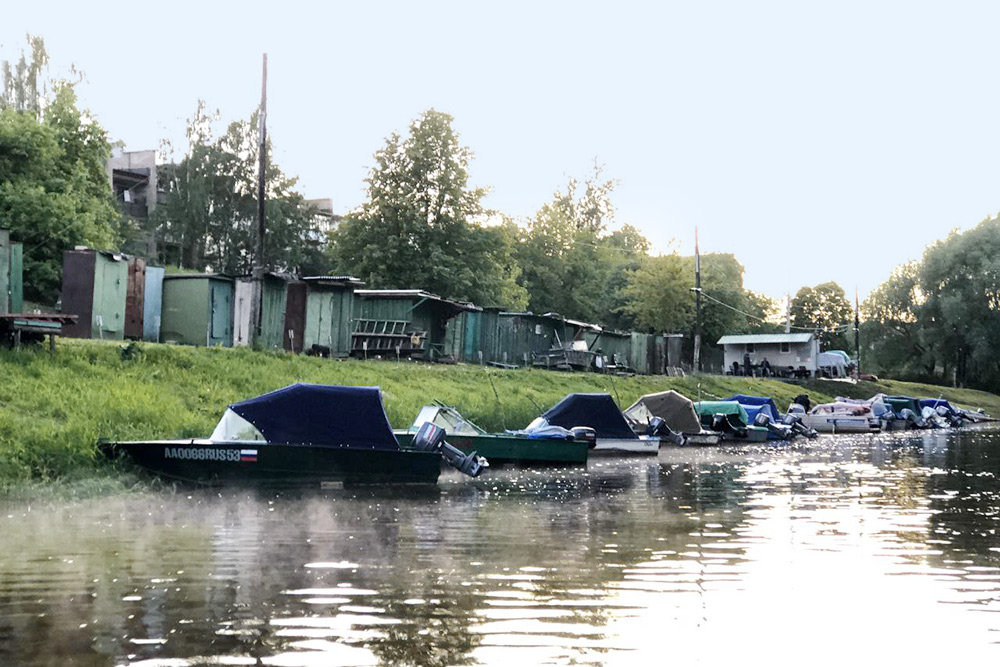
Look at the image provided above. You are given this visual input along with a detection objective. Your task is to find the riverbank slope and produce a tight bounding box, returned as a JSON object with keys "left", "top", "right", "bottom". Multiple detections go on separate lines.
{"left": 2, "top": 340, "right": 999, "bottom": 493}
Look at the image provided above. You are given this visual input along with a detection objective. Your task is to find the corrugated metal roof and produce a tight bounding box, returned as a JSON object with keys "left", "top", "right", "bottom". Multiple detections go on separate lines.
{"left": 355, "top": 289, "right": 481, "bottom": 311}
{"left": 717, "top": 333, "right": 814, "bottom": 345}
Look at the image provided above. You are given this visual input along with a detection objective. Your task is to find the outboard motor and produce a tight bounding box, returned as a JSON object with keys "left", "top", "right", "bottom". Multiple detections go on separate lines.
{"left": 712, "top": 413, "right": 746, "bottom": 438}
{"left": 412, "top": 422, "right": 488, "bottom": 477}
{"left": 897, "top": 408, "right": 924, "bottom": 429}
{"left": 782, "top": 412, "right": 818, "bottom": 439}
{"left": 647, "top": 416, "right": 686, "bottom": 446}
{"left": 936, "top": 405, "right": 962, "bottom": 427}
{"left": 570, "top": 426, "right": 598, "bottom": 449}
{"left": 754, "top": 411, "right": 794, "bottom": 441}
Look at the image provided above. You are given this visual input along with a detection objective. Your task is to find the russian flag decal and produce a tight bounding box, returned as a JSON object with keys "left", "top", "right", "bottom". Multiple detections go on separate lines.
{"left": 240, "top": 449, "right": 258, "bottom": 462}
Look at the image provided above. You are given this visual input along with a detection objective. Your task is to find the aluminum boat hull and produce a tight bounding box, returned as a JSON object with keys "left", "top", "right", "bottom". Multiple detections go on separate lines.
{"left": 100, "top": 439, "right": 442, "bottom": 486}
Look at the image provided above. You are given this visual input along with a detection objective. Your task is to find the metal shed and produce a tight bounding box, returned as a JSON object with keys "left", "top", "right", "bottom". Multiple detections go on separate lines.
{"left": 0, "top": 230, "right": 23, "bottom": 315}
{"left": 160, "top": 274, "right": 234, "bottom": 346}
{"left": 353, "top": 289, "right": 473, "bottom": 361}
{"left": 60, "top": 248, "right": 129, "bottom": 339}
{"left": 281, "top": 276, "right": 362, "bottom": 356}
{"left": 444, "top": 306, "right": 503, "bottom": 364}
{"left": 124, "top": 257, "right": 146, "bottom": 340}
{"left": 496, "top": 312, "right": 569, "bottom": 367}
{"left": 233, "top": 273, "right": 292, "bottom": 350}
{"left": 585, "top": 329, "right": 633, "bottom": 369}
{"left": 142, "top": 266, "right": 164, "bottom": 342}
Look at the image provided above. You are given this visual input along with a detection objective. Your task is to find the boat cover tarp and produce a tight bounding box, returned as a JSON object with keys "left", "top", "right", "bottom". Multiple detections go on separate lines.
{"left": 920, "top": 398, "right": 958, "bottom": 414}
{"left": 541, "top": 393, "right": 637, "bottom": 439}
{"left": 624, "top": 390, "right": 702, "bottom": 434}
{"left": 723, "top": 394, "right": 781, "bottom": 423}
{"left": 694, "top": 401, "right": 749, "bottom": 427}
{"left": 885, "top": 396, "right": 922, "bottom": 415}
{"left": 229, "top": 383, "right": 400, "bottom": 449}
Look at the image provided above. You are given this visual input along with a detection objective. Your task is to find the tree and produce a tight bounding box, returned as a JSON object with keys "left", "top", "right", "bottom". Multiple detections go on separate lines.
{"left": 623, "top": 252, "right": 762, "bottom": 341}
{"left": 622, "top": 253, "right": 691, "bottom": 332}
{"left": 514, "top": 165, "right": 646, "bottom": 324}
{"left": 861, "top": 262, "right": 929, "bottom": 379}
{"left": 0, "top": 37, "right": 120, "bottom": 303}
{"left": 790, "top": 281, "right": 854, "bottom": 350}
{"left": 329, "top": 109, "right": 528, "bottom": 309}
{"left": 154, "top": 102, "right": 325, "bottom": 276}
{"left": 917, "top": 218, "right": 1000, "bottom": 388}
{"left": 744, "top": 291, "right": 783, "bottom": 333}
{"left": 1, "top": 34, "right": 48, "bottom": 117}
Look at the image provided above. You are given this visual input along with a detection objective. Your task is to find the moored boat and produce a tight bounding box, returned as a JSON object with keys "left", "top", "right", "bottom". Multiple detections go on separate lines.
{"left": 395, "top": 404, "right": 590, "bottom": 465}
{"left": 528, "top": 393, "right": 661, "bottom": 454}
{"left": 693, "top": 401, "right": 769, "bottom": 441}
{"left": 800, "top": 401, "right": 881, "bottom": 433}
{"left": 100, "top": 384, "right": 486, "bottom": 486}
{"left": 623, "top": 390, "right": 721, "bottom": 446}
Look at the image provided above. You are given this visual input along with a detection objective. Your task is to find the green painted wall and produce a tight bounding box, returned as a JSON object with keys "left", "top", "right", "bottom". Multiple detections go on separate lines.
{"left": 259, "top": 277, "right": 288, "bottom": 350}
{"left": 9, "top": 243, "right": 22, "bottom": 314}
{"left": 303, "top": 285, "right": 354, "bottom": 355}
{"left": 0, "top": 230, "right": 8, "bottom": 315}
{"left": 92, "top": 253, "right": 128, "bottom": 340}
{"left": 585, "top": 330, "right": 631, "bottom": 366}
{"left": 497, "top": 314, "right": 565, "bottom": 366}
{"left": 162, "top": 277, "right": 233, "bottom": 346}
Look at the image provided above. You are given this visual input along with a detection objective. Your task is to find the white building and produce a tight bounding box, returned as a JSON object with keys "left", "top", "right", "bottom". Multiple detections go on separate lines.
{"left": 717, "top": 333, "right": 819, "bottom": 378}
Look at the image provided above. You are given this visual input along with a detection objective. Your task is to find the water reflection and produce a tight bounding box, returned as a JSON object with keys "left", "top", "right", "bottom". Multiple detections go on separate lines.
{"left": 3, "top": 427, "right": 1000, "bottom": 666}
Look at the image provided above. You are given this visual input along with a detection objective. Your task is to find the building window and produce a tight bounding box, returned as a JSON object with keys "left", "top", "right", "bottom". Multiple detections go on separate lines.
{"left": 781, "top": 342, "right": 790, "bottom": 353}
{"left": 746, "top": 343, "right": 755, "bottom": 353}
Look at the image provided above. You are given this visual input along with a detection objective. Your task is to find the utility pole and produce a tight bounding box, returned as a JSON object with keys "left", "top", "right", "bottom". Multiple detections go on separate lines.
{"left": 785, "top": 292, "right": 791, "bottom": 333}
{"left": 854, "top": 287, "right": 861, "bottom": 378}
{"left": 693, "top": 227, "right": 702, "bottom": 373}
{"left": 249, "top": 53, "right": 267, "bottom": 347}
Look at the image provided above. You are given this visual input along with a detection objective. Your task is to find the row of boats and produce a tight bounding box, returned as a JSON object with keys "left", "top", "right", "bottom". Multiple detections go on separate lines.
{"left": 100, "top": 384, "right": 994, "bottom": 487}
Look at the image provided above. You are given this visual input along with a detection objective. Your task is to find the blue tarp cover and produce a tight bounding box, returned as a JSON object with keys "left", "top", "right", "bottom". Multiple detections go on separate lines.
{"left": 230, "top": 383, "right": 400, "bottom": 449}
{"left": 723, "top": 394, "right": 782, "bottom": 423}
{"left": 541, "top": 393, "right": 637, "bottom": 439}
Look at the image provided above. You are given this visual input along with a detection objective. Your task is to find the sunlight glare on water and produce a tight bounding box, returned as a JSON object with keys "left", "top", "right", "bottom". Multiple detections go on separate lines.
{"left": 2, "top": 428, "right": 1000, "bottom": 666}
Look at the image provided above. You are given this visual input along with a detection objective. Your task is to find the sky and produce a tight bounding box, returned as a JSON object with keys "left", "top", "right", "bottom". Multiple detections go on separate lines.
{"left": 4, "top": 1, "right": 1000, "bottom": 303}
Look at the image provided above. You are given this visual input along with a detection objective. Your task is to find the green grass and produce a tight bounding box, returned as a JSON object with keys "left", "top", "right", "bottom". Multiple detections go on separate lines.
{"left": 2, "top": 339, "right": 999, "bottom": 497}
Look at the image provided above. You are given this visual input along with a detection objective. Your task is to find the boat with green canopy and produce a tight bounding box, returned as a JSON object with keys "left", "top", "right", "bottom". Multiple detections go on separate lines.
{"left": 395, "top": 404, "right": 590, "bottom": 465}
{"left": 693, "top": 400, "right": 769, "bottom": 441}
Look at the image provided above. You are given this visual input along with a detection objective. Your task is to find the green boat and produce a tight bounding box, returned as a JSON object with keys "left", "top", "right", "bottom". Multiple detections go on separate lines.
{"left": 693, "top": 400, "right": 769, "bottom": 442}
{"left": 395, "top": 405, "right": 590, "bottom": 465}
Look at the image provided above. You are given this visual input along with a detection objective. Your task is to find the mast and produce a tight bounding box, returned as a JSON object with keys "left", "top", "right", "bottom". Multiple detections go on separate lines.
{"left": 693, "top": 227, "right": 701, "bottom": 373}
{"left": 249, "top": 53, "right": 267, "bottom": 346}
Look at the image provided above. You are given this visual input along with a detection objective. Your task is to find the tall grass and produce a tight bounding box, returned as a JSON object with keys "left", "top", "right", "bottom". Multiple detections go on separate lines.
{"left": 2, "top": 339, "right": 998, "bottom": 495}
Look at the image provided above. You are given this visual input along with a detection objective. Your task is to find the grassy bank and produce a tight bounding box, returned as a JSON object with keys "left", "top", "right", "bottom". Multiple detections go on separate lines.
{"left": 2, "top": 339, "right": 999, "bottom": 494}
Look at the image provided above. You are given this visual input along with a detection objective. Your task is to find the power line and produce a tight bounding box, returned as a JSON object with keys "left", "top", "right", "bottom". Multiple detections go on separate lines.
{"left": 698, "top": 289, "right": 854, "bottom": 333}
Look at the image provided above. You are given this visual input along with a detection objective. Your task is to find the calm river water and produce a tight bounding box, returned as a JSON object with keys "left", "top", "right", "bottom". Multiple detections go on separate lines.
{"left": 3, "top": 427, "right": 1000, "bottom": 666}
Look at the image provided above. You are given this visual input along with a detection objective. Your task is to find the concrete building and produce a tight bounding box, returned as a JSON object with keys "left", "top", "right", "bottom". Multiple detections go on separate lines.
{"left": 717, "top": 332, "right": 819, "bottom": 378}
{"left": 107, "top": 149, "right": 159, "bottom": 220}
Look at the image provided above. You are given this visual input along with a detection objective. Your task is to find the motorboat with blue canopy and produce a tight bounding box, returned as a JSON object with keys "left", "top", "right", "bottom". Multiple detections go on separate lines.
{"left": 525, "top": 393, "right": 660, "bottom": 454}
{"left": 722, "top": 394, "right": 816, "bottom": 441}
{"left": 100, "top": 383, "right": 487, "bottom": 486}
{"left": 722, "top": 394, "right": 781, "bottom": 423}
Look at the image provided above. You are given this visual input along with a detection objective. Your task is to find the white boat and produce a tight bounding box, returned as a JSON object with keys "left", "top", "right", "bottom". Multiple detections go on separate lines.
{"left": 802, "top": 402, "right": 880, "bottom": 433}
{"left": 590, "top": 435, "right": 661, "bottom": 454}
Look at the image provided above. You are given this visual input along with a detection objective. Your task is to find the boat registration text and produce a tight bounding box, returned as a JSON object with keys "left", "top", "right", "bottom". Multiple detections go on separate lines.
{"left": 164, "top": 447, "right": 258, "bottom": 462}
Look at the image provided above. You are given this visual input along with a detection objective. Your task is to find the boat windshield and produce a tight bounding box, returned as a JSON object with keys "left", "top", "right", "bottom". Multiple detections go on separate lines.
{"left": 210, "top": 409, "right": 266, "bottom": 442}
{"left": 409, "top": 406, "right": 483, "bottom": 435}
